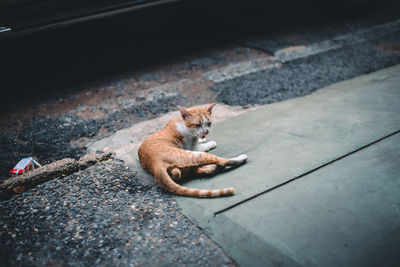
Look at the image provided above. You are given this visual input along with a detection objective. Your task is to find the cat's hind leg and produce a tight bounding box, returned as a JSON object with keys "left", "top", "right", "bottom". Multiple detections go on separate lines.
{"left": 227, "top": 154, "right": 248, "bottom": 166}
{"left": 168, "top": 167, "right": 182, "bottom": 181}
{"left": 195, "top": 164, "right": 220, "bottom": 175}
{"left": 194, "top": 154, "right": 247, "bottom": 175}
{"left": 192, "top": 151, "right": 248, "bottom": 167}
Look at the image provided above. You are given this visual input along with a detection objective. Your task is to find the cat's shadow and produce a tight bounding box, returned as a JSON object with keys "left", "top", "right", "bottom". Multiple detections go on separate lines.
{"left": 179, "top": 163, "right": 245, "bottom": 184}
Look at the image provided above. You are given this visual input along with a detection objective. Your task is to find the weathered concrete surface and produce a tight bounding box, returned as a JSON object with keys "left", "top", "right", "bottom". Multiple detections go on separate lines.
{"left": 189, "top": 132, "right": 400, "bottom": 267}
{"left": 225, "top": 132, "right": 400, "bottom": 266}
{"left": 178, "top": 64, "right": 400, "bottom": 213}
{"left": 176, "top": 65, "right": 400, "bottom": 266}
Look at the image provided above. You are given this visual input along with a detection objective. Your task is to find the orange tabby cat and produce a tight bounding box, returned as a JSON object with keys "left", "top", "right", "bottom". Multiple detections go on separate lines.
{"left": 138, "top": 103, "right": 247, "bottom": 198}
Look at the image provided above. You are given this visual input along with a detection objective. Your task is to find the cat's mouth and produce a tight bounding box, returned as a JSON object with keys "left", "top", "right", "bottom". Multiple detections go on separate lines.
{"left": 197, "top": 134, "right": 206, "bottom": 139}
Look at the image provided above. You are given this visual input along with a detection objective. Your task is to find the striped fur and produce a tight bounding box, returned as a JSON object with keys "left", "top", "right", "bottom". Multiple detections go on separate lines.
{"left": 138, "top": 103, "right": 247, "bottom": 198}
{"left": 155, "top": 168, "right": 235, "bottom": 198}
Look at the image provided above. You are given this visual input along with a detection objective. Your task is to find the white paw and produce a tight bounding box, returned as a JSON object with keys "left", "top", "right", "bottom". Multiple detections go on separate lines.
{"left": 230, "top": 154, "right": 248, "bottom": 165}
{"left": 206, "top": 141, "right": 217, "bottom": 150}
{"left": 197, "top": 141, "right": 217, "bottom": 152}
{"left": 237, "top": 154, "right": 248, "bottom": 163}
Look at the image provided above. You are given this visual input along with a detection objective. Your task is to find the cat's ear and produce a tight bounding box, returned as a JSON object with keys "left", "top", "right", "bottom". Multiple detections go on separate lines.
{"left": 178, "top": 106, "right": 191, "bottom": 120}
{"left": 206, "top": 102, "right": 217, "bottom": 114}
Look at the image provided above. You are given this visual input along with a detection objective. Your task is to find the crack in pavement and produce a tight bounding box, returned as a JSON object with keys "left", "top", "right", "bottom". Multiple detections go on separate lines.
{"left": 214, "top": 129, "right": 400, "bottom": 216}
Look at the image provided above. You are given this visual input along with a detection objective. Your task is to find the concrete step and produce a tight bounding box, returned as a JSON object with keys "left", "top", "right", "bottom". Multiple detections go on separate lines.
{"left": 176, "top": 65, "right": 400, "bottom": 266}
{"left": 205, "top": 132, "right": 400, "bottom": 266}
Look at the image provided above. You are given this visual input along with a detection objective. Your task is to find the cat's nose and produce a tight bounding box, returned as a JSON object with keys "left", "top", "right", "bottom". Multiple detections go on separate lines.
{"left": 203, "top": 129, "right": 209, "bottom": 135}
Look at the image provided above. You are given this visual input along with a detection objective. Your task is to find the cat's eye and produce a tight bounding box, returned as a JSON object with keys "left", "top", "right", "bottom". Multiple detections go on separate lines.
{"left": 195, "top": 123, "right": 201, "bottom": 128}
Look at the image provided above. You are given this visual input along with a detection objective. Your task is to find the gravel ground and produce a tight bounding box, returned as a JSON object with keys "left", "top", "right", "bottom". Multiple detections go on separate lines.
{"left": 0, "top": 159, "right": 234, "bottom": 266}
{"left": 0, "top": 93, "right": 186, "bottom": 179}
{"left": 213, "top": 31, "right": 400, "bottom": 106}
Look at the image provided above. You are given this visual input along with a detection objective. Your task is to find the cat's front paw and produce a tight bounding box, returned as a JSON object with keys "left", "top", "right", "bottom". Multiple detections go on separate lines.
{"left": 197, "top": 140, "right": 217, "bottom": 152}
{"left": 206, "top": 141, "right": 217, "bottom": 151}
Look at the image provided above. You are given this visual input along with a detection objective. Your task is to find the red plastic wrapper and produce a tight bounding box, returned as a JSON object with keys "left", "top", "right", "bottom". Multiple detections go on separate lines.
{"left": 10, "top": 157, "right": 35, "bottom": 177}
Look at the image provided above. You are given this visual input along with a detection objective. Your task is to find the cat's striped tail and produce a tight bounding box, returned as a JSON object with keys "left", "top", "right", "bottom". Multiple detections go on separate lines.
{"left": 155, "top": 168, "right": 235, "bottom": 198}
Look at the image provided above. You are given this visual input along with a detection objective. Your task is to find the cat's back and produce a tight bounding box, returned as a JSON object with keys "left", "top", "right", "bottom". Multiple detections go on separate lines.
{"left": 139, "top": 130, "right": 166, "bottom": 155}
{"left": 138, "top": 118, "right": 181, "bottom": 164}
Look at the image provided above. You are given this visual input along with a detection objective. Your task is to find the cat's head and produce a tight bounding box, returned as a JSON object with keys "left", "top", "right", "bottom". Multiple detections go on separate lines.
{"left": 178, "top": 103, "right": 217, "bottom": 139}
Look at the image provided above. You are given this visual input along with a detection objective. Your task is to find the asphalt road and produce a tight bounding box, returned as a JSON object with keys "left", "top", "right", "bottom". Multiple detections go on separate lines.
{"left": 1, "top": 0, "right": 400, "bottom": 265}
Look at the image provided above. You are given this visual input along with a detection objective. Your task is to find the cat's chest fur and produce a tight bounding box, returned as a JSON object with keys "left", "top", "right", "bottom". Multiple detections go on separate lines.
{"left": 175, "top": 120, "right": 198, "bottom": 150}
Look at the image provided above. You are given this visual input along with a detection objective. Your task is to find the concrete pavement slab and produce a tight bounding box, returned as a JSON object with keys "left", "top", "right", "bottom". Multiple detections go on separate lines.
{"left": 177, "top": 65, "right": 400, "bottom": 214}
{"left": 198, "top": 131, "right": 400, "bottom": 267}
{"left": 176, "top": 65, "right": 400, "bottom": 266}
